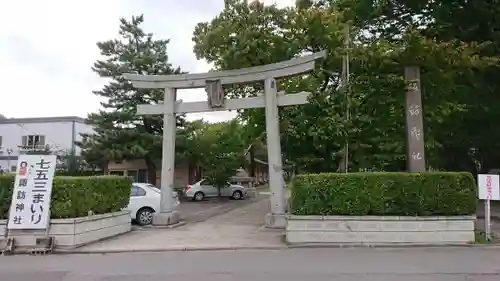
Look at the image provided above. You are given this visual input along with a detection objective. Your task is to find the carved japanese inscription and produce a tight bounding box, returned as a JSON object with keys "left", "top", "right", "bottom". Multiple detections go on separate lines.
{"left": 404, "top": 66, "right": 426, "bottom": 172}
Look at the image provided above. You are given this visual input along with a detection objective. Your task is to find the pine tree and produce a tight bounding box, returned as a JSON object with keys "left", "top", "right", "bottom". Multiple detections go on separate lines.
{"left": 83, "top": 15, "right": 184, "bottom": 183}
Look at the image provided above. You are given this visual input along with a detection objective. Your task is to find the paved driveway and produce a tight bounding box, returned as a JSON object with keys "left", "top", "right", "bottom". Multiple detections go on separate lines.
{"left": 132, "top": 195, "right": 266, "bottom": 230}
{"left": 74, "top": 195, "right": 281, "bottom": 253}
{"left": 178, "top": 196, "right": 265, "bottom": 223}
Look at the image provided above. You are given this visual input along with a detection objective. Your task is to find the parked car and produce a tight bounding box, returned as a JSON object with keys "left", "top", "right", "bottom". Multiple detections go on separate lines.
{"left": 124, "top": 183, "right": 180, "bottom": 226}
{"left": 185, "top": 179, "right": 247, "bottom": 201}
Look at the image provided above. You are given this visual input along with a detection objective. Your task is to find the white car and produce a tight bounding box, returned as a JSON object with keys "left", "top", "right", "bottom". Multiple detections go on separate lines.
{"left": 185, "top": 179, "right": 247, "bottom": 201}
{"left": 125, "top": 183, "right": 180, "bottom": 226}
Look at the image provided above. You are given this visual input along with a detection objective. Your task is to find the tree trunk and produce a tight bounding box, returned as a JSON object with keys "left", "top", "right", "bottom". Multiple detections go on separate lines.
{"left": 188, "top": 161, "right": 194, "bottom": 184}
{"left": 337, "top": 150, "right": 346, "bottom": 173}
{"left": 196, "top": 165, "right": 202, "bottom": 182}
{"left": 249, "top": 145, "right": 256, "bottom": 178}
{"left": 188, "top": 161, "right": 202, "bottom": 183}
{"left": 101, "top": 159, "right": 109, "bottom": 174}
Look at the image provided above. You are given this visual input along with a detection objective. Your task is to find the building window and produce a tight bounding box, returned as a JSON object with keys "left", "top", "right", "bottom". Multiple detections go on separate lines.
{"left": 137, "top": 169, "right": 147, "bottom": 183}
{"left": 127, "top": 170, "right": 138, "bottom": 182}
{"left": 109, "top": 170, "right": 147, "bottom": 182}
{"left": 127, "top": 169, "right": 147, "bottom": 183}
{"left": 21, "top": 135, "right": 45, "bottom": 149}
{"left": 109, "top": 170, "right": 125, "bottom": 176}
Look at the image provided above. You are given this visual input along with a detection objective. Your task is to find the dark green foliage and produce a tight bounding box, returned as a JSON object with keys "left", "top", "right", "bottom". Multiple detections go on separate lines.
{"left": 180, "top": 120, "right": 247, "bottom": 194}
{"left": 79, "top": 15, "right": 185, "bottom": 183}
{"left": 0, "top": 175, "right": 14, "bottom": 219}
{"left": 192, "top": 1, "right": 496, "bottom": 174}
{"left": 0, "top": 175, "right": 131, "bottom": 219}
{"left": 290, "top": 172, "right": 476, "bottom": 216}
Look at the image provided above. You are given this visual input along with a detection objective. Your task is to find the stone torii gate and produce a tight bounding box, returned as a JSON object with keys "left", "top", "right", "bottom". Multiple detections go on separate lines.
{"left": 124, "top": 51, "right": 326, "bottom": 228}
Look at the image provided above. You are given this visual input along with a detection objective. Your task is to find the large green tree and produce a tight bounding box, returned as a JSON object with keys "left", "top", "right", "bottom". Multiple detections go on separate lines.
{"left": 192, "top": 0, "right": 495, "bottom": 173}
{"left": 333, "top": 0, "right": 500, "bottom": 173}
{"left": 183, "top": 119, "right": 247, "bottom": 194}
{"left": 81, "top": 15, "right": 184, "bottom": 183}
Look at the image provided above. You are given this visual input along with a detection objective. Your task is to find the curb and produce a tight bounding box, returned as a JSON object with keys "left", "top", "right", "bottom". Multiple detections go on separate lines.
{"left": 286, "top": 243, "right": 500, "bottom": 249}
{"left": 4, "top": 244, "right": 500, "bottom": 256}
{"left": 46, "top": 243, "right": 500, "bottom": 255}
{"left": 133, "top": 221, "right": 187, "bottom": 230}
{"left": 53, "top": 245, "right": 288, "bottom": 255}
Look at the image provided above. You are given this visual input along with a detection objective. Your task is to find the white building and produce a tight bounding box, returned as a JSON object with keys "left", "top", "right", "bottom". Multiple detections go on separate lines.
{"left": 0, "top": 116, "right": 93, "bottom": 172}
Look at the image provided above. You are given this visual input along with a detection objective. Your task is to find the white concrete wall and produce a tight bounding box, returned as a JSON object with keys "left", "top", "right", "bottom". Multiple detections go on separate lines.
{"left": 0, "top": 121, "right": 73, "bottom": 155}
{"left": 0, "top": 211, "right": 131, "bottom": 250}
{"left": 0, "top": 117, "right": 94, "bottom": 171}
{"left": 286, "top": 215, "right": 476, "bottom": 245}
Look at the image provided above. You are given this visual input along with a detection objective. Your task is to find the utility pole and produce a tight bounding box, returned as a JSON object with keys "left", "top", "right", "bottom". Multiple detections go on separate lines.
{"left": 339, "top": 25, "right": 350, "bottom": 173}
{"left": 7, "top": 148, "right": 13, "bottom": 172}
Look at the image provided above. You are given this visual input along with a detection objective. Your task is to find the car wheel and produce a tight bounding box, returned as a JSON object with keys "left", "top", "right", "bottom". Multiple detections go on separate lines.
{"left": 232, "top": 190, "right": 243, "bottom": 200}
{"left": 194, "top": 191, "right": 205, "bottom": 201}
{"left": 136, "top": 207, "right": 154, "bottom": 226}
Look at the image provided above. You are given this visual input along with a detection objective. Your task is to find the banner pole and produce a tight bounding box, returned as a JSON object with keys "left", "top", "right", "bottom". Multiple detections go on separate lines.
{"left": 485, "top": 199, "right": 492, "bottom": 241}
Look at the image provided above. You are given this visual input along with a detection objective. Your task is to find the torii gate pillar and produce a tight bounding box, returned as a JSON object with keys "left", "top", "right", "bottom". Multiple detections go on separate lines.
{"left": 124, "top": 51, "right": 326, "bottom": 228}
{"left": 263, "top": 77, "right": 286, "bottom": 228}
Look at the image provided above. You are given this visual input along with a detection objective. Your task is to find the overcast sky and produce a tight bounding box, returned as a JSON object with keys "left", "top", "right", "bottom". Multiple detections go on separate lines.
{"left": 0, "top": 0, "right": 293, "bottom": 122}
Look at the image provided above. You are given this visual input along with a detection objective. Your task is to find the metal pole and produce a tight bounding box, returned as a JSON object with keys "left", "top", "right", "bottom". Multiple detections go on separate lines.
{"left": 343, "top": 26, "right": 350, "bottom": 173}
{"left": 485, "top": 199, "right": 492, "bottom": 240}
{"left": 7, "top": 149, "right": 12, "bottom": 172}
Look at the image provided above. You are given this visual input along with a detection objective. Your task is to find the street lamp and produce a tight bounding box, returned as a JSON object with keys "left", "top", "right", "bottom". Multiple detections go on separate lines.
{"left": 6, "top": 148, "right": 13, "bottom": 172}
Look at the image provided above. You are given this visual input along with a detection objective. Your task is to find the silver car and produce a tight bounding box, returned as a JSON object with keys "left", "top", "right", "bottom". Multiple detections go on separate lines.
{"left": 185, "top": 179, "right": 247, "bottom": 201}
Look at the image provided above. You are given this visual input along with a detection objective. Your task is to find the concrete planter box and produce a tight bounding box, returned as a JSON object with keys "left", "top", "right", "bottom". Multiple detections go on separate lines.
{"left": 286, "top": 215, "right": 476, "bottom": 245}
{"left": 0, "top": 211, "right": 131, "bottom": 249}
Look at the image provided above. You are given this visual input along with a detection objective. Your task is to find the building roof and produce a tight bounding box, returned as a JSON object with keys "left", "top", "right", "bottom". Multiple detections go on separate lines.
{"left": 0, "top": 116, "right": 86, "bottom": 124}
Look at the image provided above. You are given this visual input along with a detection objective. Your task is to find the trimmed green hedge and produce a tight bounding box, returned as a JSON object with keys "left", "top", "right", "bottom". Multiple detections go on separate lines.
{"left": 0, "top": 175, "right": 131, "bottom": 219}
{"left": 290, "top": 172, "right": 476, "bottom": 216}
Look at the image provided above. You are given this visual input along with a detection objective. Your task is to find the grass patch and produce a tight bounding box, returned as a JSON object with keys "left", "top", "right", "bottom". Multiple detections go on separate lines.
{"left": 474, "top": 230, "right": 498, "bottom": 244}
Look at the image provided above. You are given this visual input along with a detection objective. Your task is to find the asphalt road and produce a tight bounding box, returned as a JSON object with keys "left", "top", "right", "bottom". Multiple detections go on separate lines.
{"left": 1, "top": 247, "right": 500, "bottom": 280}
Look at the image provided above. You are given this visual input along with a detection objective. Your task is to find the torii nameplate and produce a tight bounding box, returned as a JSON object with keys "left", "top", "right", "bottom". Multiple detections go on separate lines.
{"left": 206, "top": 80, "right": 225, "bottom": 108}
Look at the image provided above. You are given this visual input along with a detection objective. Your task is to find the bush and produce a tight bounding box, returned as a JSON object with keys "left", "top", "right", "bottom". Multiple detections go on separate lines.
{"left": 290, "top": 172, "right": 476, "bottom": 216}
{"left": 0, "top": 175, "right": 131, "bottom": 219}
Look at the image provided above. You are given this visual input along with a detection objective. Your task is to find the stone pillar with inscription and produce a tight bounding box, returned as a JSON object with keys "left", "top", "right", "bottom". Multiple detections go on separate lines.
{"left": 404, "top": 66, "right": 426, "bottom": 172}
